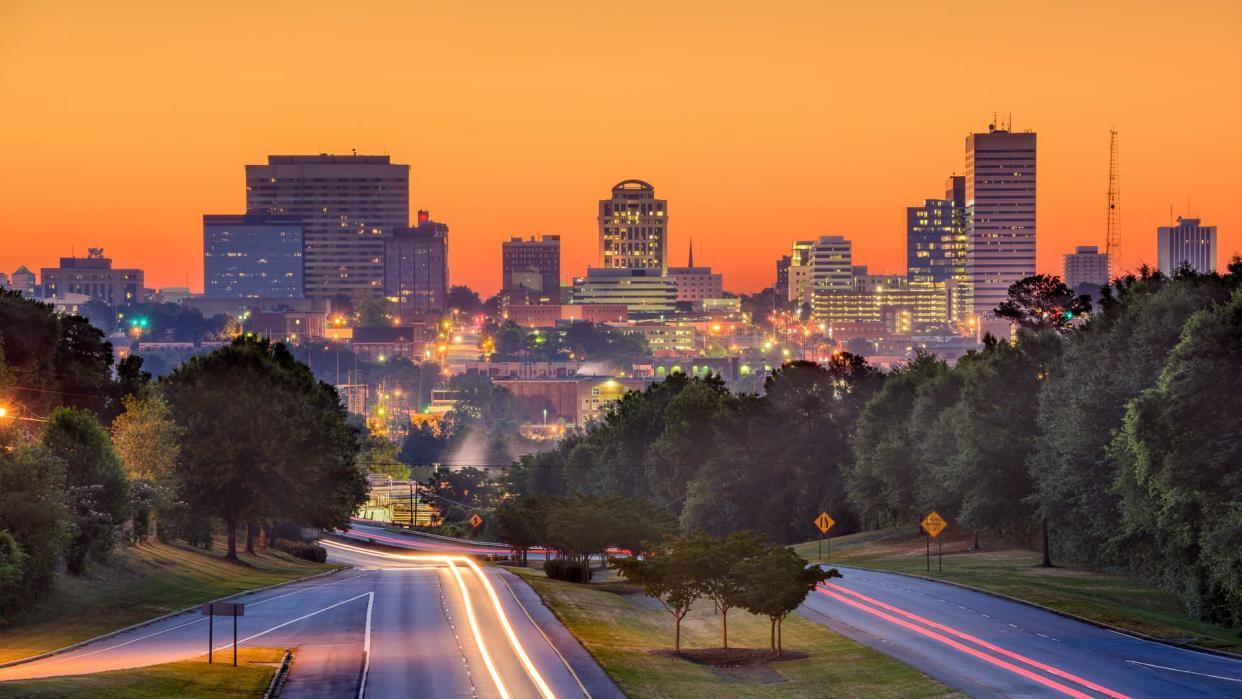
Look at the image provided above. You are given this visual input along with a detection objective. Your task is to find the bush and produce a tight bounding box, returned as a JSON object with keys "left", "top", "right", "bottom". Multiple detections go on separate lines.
{"left": 544, "top": 558, "right": 592, "bottom": 583}
{"left": 274, "top": 539, "right": 327, "bottom": 563}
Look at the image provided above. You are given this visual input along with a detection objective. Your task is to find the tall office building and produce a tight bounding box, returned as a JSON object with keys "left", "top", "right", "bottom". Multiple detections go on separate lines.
{"left": 810, "top": 235, "right": 854, "bottom": 323}
{"left": 384, "top": 210, "right": 449, "bottom": 317}
{"left": 203, "top": 214, "right": 305, "bottom": 298}
{"left": 964, "top": 126, "right": 1036, "bottom": 323}
{"left": 1157, "top": 217, "right": 1216, "bottom": 276}
{"left": 1063, "top": 245, "right": 1109, "bottom": 290}
{"left": 908, "top": 175, "right": 968, "bottom": 321}
{"left": 40, "top": 249, "right": 144, "bottom": 305}
{"left": 775, "top": 255, "right": 792, "bottom": 302}
{"left": 245, "top": 154, "right": 410, "bottom": 299}
{"left": 598, "top": 180, "right": 667, "bottom": 272}
{"left": 786, "top": 240, "right": 815, "bottom": 307}
{"left": 502, "top": 235, "right": 561, "bottom": 302}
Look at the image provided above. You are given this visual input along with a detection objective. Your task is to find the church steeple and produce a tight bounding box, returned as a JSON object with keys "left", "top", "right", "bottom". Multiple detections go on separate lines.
{"left": 688, "top": 237, "right": 694, "bottom": 268}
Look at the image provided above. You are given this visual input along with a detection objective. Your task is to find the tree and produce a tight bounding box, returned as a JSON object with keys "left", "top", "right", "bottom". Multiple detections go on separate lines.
{"left": 358, "top": 434, "right": 408, "bottom": 480}
{"left": 447, "top": 285, "right": 484, "bottom": 314}
{"left": 0, "top": 530, "right": 26, "bottom": 615}
{"left": 112, "top": 392, "right": 184, "bottom": 541}
{"left": 42, "top": 407, "right": 129, "bottom": 572}
{"left": 0, "top": 441, "right": 67, "bottom": 615}
{"left": 741, "top": 548, "right": 839, "bottom": 655}
{"left": 162, "top": 337, "right": 364, "bottom": 560}
{"left": 699, "top": 531, "right": 767, "bottom": 649}
{"left": 494, "top": 497, "right": 548, "bottom": 566}
{"left": 613, "top": 533, "right": 705, "bottom": 653}
{"left": 995, "top": 274, "right": 1092, "bottom": 334}
{"left": 354, "top": 292, "right": 393, "bottom": 326}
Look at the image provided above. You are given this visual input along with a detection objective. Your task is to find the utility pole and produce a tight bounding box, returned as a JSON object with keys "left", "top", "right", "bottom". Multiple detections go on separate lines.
{"left": 1106, "top": 129, "right": 1121, "bottom": 278}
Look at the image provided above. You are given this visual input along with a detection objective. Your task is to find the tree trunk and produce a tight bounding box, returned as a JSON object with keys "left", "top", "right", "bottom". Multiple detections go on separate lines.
{"left": 245, "top": 522, "right": 257, "bottom": 555}
{"left": 1040, "top": 517, "right": 1053, "bottom": 568}
{"left": 225, "top": 519, "right": 238, "bottom": 560}
{"left": 675, "top": 615, "right": 682, "bottom": 653}
{"left": 770, "top": 617, "right": 777, "bottom": 653}
{"left": 722, "top": 607, "right": 729, "bottom": 649}
{"left": 777, "top": 617, "right": 783, "bottom": 656}
{"left": 972, "top": 529, "right": 981, "bottom": 551}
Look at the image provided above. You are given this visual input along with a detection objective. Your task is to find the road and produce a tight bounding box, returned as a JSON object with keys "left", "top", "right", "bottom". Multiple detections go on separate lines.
{"left": 800, "top": 565, "right": 1242, "bottom": 698}
{"left": 0, "top": 539, "right": 621, "bottom": 699}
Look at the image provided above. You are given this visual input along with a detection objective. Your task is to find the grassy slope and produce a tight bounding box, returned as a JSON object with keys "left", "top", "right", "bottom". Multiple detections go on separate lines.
{"left": 0, "top": 541, "right": 337, "bottom": 663}
{"left": 793, "top": 526, "right": 1242, "bottom": 653}
{"left": 0, "top": 647, "right": 285, "bottom": 698}
{"left": 512, "top": 567, "right": 957, "bottom": 699}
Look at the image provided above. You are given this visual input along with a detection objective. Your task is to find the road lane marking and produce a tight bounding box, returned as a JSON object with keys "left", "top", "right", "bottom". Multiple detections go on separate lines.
{"left": 223, "top": 591, "right": 371, "bottom": 648}
{"left": 447, "top": 559, "right": 510, "bottom": 699}
{"left": 822, "top": 584, "right": 1132, "bottom": 699}
{"left": 497, "top": 570, "right": 592, "bottom": 698}
{"left": 1125, "top": 660, "right": 1242, "bottom": 683}
{"left": 463, "top": 559, "right": 558, "bottom": 699}
{"left": 818, "top": 587, "right": 1099, "bottom": 699}
{"left": 357, "top": 591, "right": 374, "bottom": 699}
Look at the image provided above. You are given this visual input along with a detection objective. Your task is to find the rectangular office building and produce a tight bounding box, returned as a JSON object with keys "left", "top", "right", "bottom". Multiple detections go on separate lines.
{"left": 203, "top": 214, "right": 304, "bottom": 298}
{"left": 384, "top": 210, "right": 448, "bottom": 317}
{"left": 965, "top": 128, "right": 1036, "bottom": 320}
{"left": 1157, "top": 218, "right": 1216, "bottom": 276}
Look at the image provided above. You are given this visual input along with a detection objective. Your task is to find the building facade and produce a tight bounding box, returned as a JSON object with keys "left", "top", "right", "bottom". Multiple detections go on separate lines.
{"left": 965, "top": 128, "right": 1037, "bottom": 321}
{"left": 667, "top": 267, "right": 723, "bottom": 301}
{"left": 504, "top": 303, "right": 628, "bottom": 327}
{"left": 775, "top": 255, "right": 792, "bottom": 302}
{"left": 502, "top": 235, "right": 561, "bottom": 302}
{"left": 572, "top": 268, "right": 677, "bottom": 318}
{"left": 908, "top": 175, "right": 968, "bottom": 321}
{"left": 245, "top": 154, "right": 410, "bottom": 299}
{"left": 384, "top": 210, "right": 448, "bottom": 317}
{"left": 1157, "top": 218, "right": 1217, "bottom": 275}
{"left": 8, "top": 266, "right": 35, "bottom": 295}
{"left": 598, "top": 180, "right": 667, "bottom": 271}
{"left": 40, "top": 249, "right": 143, "bottom": 306}
{"left": 809, "top": 235, "right": 854, "bottom": 322}
{"left": 203, "top": 214, "right": 305, "bottom": 298}
{"left": 1063, "top": 245, "right": 1110, "bottom": 290}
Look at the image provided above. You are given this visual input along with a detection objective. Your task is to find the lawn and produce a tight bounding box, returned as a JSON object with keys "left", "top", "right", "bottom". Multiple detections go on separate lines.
{"left": 511, "top": 566, "right": 957, "bottom": 698}
{"left": 0, "top": 647, "right": 286, "bottom": 698}
{"left": 792, "top": 526, "right": 1242, "bottom": 653}
{"left": 0, "top": 540, "right": 337, "bottom": 664}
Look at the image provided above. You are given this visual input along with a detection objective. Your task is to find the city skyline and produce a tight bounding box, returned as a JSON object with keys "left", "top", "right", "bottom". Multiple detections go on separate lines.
{"left": 2, "top": 1, "right": 1240, "bottom": 294}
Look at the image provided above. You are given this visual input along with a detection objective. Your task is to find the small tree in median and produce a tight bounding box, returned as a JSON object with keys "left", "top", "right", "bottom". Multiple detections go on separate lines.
{"left": 613, "top": 533, "right": 704, "bottom": 653}
{"left": 700, "top": 530, "right": 767, "bottom": 649}
{"left": 741, "top": 548, "right": 840, "bottom": 656}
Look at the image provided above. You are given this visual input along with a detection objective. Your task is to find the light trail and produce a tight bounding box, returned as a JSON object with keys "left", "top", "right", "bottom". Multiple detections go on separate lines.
{"left": 824, "top": 582, "right": 1131, "bottom": 699}
{"left": 322, "top": 539, "right": 558, "bottom": 699}
{"left": 816, "top": 586, "right": 1097, "bottom": 699}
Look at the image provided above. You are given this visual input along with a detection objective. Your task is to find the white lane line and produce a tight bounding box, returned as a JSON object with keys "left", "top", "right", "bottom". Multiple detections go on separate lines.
{"left": 1109, "top": 630, "right": 1242, "bottom": 662}
{"left": 357, "top": 591, "right": 375, "bottom": 699}
{"left": 219, "top": 591, "right": 372, "bottom": 649}
{"left": 461, "top": 559, "right": 557, "bottom": 699}
{"left": 1126, "top": 660, "right": 1242, "bottom": 683}
{"left": 42, "top": 572, "right": 372, "bottom": 664}
{"left": 496, "top": 570, "right": 591, "bottom": 698}
{"left": 446, "top": 560, "right": 510, "bottom": 699}
{"left": 1009, "top": 624, "right": 1019, "bottom": 629}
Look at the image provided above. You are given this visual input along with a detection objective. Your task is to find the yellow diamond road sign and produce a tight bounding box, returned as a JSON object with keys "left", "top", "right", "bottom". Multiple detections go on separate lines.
{"left": 469, "top": 514, "right": 484, "bottom": 528}
{"left": 814, "top": 512, "right": 835, "bottom": 534}
{"left": 922, "top": 511, "right": 947, "bottom": 538}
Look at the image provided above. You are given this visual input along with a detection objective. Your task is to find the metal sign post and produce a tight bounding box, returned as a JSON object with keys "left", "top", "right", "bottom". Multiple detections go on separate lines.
{"left": 813, "top": 512, "right": 835, "bottom": 562}
{"left": 920, "top": 511, "right": 948, "bottom": 573}
{"left": 201, "top": 602, "right": 246, "bottom": 667}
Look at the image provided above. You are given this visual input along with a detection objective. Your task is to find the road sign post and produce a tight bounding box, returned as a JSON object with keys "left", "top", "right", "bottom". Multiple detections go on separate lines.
{"left": 813, "top": 512, "right": 835, "bottom": 562}
{"left": 201, "top": 602, "right": 245, "bottom": 667}
{"left": 920, "top": 511, "right": 948, "bottom": 573}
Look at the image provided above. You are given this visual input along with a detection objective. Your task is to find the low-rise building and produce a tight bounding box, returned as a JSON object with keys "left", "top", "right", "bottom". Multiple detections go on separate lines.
{"left": 504, "top": 304, "right": 628, "bottom": 327}
{"left": 494, "top": 376, "right": 650, "bottom": 425}
{"left": 572, "top": 268, "right": 677, "bottom": 319}
{"left": 40, "top": 249, "right": 144, "bottom": 306}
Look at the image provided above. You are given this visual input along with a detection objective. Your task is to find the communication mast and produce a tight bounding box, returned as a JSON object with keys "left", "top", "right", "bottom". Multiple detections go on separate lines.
{"left": 1105, "top": 130, "right": 1121, "bottom": 276}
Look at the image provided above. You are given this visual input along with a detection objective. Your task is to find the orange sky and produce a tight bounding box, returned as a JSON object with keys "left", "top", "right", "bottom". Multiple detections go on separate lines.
{"left": 2, "top": 1, "right": 1240, "bottom": 295}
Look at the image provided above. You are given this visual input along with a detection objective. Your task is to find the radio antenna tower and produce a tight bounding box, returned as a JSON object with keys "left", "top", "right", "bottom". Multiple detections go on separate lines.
{"left": 1105, "top": 129, "right": 1121, "bottom": 277}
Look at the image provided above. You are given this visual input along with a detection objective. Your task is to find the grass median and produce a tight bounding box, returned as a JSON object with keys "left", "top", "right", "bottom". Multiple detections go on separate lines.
{"left": 511, "top": 566, "right": 957, "bottom": 698}
{"left": 793, "top": 526, "right": 1242, "bottom": 653}
{"left": 0, "top": 540, "right": 338, "bottom": 664}
{"left": 0, "top": 646, "right": 286, "bottom": 698}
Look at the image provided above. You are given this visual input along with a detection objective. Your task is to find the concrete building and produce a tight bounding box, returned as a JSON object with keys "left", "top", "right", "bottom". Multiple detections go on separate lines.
{"left": 245, "top": 154, "right": 410, "bottom": 299}
{"left": 8, "top": 266, "right": 36, "bottom": 295}
{"left": 384, "top": 210, "right": 448, "bottom": 318}
{"left": 350, "top": 326, "right": 425, "bottom": 361}
{"left": 667, "top": 239, "right": 723, "bottom": 302}
{"left": 504, "top": 304, "right": 628, "bottom": 327}
{"left": 775, "top": 255, "right": 792, "bottom": 302}
{"left": 40, "top": 249, "right": 144, "bottom": 306}
{"left": 502, "top": 235, "right": 560, "bottom": 302}
{"left": 787, "top": 240, "right": 814, "bottom": 306}
{"left": 203, "top": 214, "right": 304, "bottom": 298}
{"left": 908, "top": 175, "right": 968, "bottom": 321}
{"left": 598, "top": 180, "right": 667, "bottom": 272}
{"left": 495, "top": 376, "right": 650, "bottom": 425}
{"left": 572, "top": 268, "right": 677, "bottom": 318}
{"left": 1063, "top": 245, "right": 1110, "bottom": 290}
{"left": 810, "top": 235, "right": 854, "bottom": 322}
{"left": 965, "top": 126, "right": 1037, "bottom": 326}
{"left": 1157, "top": 217, "right": 1217, "bottom": 276}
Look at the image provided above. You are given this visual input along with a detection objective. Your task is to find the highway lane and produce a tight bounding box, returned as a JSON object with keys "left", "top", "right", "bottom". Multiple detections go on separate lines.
{"left": 0, "top": 541, "right": 615, "bottom": 699}
{"left": 799, "top": 565, "right": 1242, "bottom": 698}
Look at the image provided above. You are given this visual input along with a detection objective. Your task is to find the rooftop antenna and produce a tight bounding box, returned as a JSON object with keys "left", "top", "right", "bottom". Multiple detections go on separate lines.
{"left": 1105, "top": 129, "right": 1121, "bottom": 277}
{"left": 1007, "top": 112, "right": 1013, "bottom": 131}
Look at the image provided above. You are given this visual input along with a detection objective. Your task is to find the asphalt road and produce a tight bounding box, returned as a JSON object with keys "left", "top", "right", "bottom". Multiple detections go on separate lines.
{"left": 0, "top": 540, "right": 619, "bottom": 699}
{"left": 799, "top": 565, "right": 1242, "bottom": 698}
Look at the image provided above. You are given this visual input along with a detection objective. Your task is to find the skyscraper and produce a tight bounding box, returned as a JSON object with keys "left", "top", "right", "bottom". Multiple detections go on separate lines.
{"left": 245, "top": 154, "right": 410, "bottom": 299}
{"left": 1157, "top": 217, "right": 1217, "bottom": 276}
{"left": 502, "top": 235, "right": 561, "bottom": 302}
{"left": 810, "top": 235, "right": 854, "bottom": 323}
{"left": 1063, "top": 245, "right": 1109, "bottom": 290}
{"left": 775, "top": 255, "right": 792, "bottom": 302}
{"left": 203, "top": 214, "right": 305, "bottom": 298}
{"left": 964, "top": 126, "right": 1036, "bottom": 323}
{"left": 598, "top": 180, "right": 667, "bottom": 272}
{"left": 907, "top": 175, "right": 968, "bottom": 321}
{"left": 384, "top": 210, "right": 448, "bottom": 318}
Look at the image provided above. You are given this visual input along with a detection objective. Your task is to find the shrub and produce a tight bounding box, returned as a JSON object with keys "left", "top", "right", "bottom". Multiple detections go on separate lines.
{"left": 274, "top": 539, "right": 327, "bottom": 563}
{"left": 544, "top": 558, "right": 592, "bottom": 583}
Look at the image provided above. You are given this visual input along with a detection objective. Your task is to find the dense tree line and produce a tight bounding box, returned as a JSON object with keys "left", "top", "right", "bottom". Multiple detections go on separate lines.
{"left": 483, "top": 319, "right": 648, "bottom": 364}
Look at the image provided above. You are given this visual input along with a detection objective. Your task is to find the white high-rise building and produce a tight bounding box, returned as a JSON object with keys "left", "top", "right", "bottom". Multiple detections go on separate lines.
{"left": 598, "top": 180, "right": 667, "bottom": 272}
{"left": 1157, "top": 218, "right": 1216, "bottom": 276}
{"left": 1063, "top": 245, "right": 1109, "bottom": 290}
{"left": 810, "top": 235, "right": 854, "bottom": 323}
{"left": 964, "top": 126, "right": 1036, "bottom": 326}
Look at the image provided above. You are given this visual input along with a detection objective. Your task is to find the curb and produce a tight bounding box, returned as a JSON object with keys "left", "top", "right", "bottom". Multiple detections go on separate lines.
{"left": 827, "top": 563, "right": 1242, "bottom": 662}
{"left": 0, "top": 565, "right": 346, "bottom": 671}
{"left": 263, "top": 650, "right": 293, "bottom": 699}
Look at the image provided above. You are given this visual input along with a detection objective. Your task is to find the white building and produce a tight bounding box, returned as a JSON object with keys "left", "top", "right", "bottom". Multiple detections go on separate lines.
{"left": 965, "top": 126, "right": 1036, "bottom": 325}
{"left": 1063, "top": 245, "right": 1109, "bottom": 290}
{"left": 572, "top": 268, "right": 677, "bottom": 318}
{"left": 1157, "top": 218, "right": 1216, "bottom": 276}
